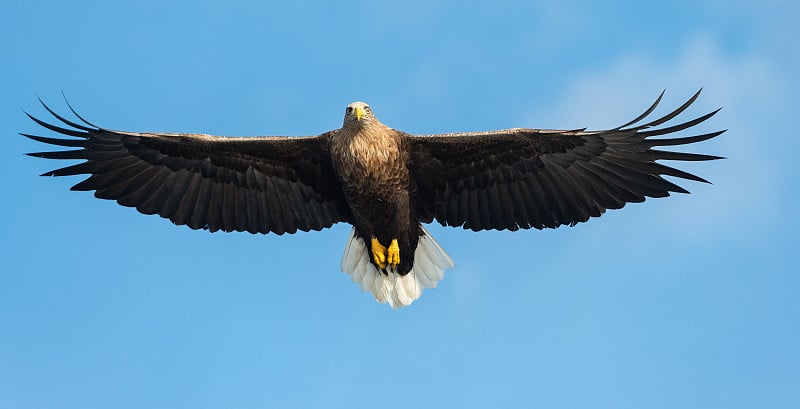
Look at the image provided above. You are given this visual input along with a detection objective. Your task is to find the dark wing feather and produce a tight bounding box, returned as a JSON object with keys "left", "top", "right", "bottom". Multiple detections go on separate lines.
{"left": 23, "top": 101, "right": 351, "bottom": 234}
{"left": 406, "top": 90, "right": 724, "bottom": 231}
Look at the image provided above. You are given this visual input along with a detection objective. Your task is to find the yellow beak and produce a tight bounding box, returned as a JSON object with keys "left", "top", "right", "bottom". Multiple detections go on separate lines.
{"left": 355, "top": 106, "right": 364, "bottom": 122}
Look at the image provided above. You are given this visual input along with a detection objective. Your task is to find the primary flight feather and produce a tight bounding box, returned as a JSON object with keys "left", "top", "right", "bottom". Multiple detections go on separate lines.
{"left": 22, "top": 90, "right": 724, "bottom": 307}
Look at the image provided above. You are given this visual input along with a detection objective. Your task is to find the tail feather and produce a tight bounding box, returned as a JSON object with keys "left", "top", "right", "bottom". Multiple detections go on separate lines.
{"left": 340, "top": 225, "right": 455, "bottom": 308}
{"left": 341, "top": 233, "right": 359, "bottom": 272}
{"left": 414, "top": 262, "right": 436, "bottom": 288}
{"left": 417, "top": 225, "right": 453, "bottom": 284}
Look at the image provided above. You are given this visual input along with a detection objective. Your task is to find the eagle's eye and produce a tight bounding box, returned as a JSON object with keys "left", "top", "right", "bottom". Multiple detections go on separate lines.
{"left": 346, "top": 107, "right": 352, "bottom": 114}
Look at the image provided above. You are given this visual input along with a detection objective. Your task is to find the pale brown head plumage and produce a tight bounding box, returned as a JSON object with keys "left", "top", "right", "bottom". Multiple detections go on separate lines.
{"left": 342, "top": 101, "right": 378, "bottom": 130}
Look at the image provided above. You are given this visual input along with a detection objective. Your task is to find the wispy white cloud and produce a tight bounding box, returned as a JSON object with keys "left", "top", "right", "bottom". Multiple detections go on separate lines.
{"left": 522, "top": 34, "right": 789, "bottom": 241}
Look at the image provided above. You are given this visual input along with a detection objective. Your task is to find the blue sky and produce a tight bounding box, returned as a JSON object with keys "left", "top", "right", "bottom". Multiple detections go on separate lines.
{"left": 1, "top": 1, "right": 798, "bottom": 408}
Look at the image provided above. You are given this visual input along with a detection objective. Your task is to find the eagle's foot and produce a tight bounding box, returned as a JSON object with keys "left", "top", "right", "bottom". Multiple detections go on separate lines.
{"left": 387, "top": 239, "right": 400, "bottom": 267}
{"left": 371, "top": 237, "right": 387, "bottom": 269}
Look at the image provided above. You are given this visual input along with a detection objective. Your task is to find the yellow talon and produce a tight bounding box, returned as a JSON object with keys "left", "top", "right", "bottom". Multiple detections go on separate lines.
{"left": 371, "top": 237, "right": 387, "bottom": 269}
{"left": 387, "top": 239, "right": 400, "bottom": 267}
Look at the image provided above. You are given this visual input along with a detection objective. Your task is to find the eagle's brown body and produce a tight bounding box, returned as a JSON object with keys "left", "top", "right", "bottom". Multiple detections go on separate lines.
{"left": 329, "top": 103, "right": 419, "bottom": 274}
{"left": 21, "top": 91, "right": 724, "bottom": 307}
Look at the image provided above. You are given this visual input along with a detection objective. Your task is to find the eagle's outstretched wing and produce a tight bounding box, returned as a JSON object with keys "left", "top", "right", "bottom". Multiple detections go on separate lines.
{"left": 406, "top": 90, "right": 724, "bottom": 231}
{"left": 23, "top": 100, "right": 351, "bottom": 234}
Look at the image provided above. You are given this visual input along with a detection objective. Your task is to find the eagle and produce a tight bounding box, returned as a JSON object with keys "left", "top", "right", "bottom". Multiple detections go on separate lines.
{"left": 22, "top": 90, "right": 723, "bottom": 308}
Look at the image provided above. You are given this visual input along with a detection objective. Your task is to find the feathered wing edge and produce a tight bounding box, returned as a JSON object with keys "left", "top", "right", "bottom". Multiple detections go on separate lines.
{"left": 408, "top": 89, "right": 726, "bottom": 232}
{"left": 21, "top": 98, "right": 351, "bottom": 235}
{"left": 340, "top": 225, "right": 454, "bottom": 308}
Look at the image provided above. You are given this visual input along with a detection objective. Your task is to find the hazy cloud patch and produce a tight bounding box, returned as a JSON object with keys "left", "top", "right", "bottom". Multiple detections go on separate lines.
{"left": 522, "top": 35, "right": 787, "bottom": 242}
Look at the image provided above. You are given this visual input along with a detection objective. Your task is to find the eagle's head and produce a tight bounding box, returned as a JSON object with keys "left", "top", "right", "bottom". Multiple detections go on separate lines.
{"left": 343, "top": 101, "right": 376, "bottom": 128}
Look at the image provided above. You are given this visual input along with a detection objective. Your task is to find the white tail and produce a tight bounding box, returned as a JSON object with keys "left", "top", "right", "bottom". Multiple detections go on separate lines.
{"left": 340, "top": 225, "right": 455, "bottom": 308}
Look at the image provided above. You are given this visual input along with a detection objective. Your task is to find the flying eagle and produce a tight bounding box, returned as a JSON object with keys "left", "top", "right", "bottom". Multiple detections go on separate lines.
{"left": 22, "top": 90, "right": 723, "bottom": 308}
